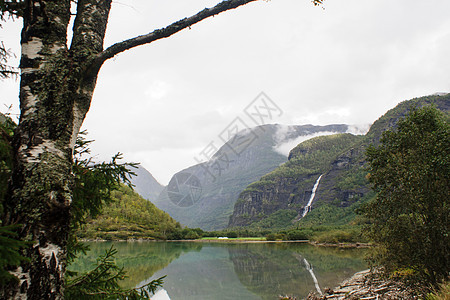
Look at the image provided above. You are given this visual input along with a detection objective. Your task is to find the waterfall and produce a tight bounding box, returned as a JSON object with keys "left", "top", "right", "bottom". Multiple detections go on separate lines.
{"left": 301, "top": 174, "right": 323, "bottom": 218}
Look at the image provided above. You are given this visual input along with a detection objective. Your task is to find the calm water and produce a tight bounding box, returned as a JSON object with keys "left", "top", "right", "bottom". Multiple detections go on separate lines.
{"left": 69, "top": 242, "right": 367, "bottom": 300}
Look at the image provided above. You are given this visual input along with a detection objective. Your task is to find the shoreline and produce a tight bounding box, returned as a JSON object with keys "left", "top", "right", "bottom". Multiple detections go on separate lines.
{"left": 79, "top": 238, "right": 370, "bottom": 248}
{"left": 304, "top": 268, "right": 420, "bottom": 300}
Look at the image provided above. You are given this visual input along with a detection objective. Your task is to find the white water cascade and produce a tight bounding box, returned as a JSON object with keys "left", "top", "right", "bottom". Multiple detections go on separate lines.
{"left": 301, "top": 174, "right": 323, "bottom": 219}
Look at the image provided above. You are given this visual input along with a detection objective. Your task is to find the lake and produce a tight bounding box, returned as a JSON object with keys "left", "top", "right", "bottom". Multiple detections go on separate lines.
{"left": 69, "top": 241, "right": 367, "bottom": 300}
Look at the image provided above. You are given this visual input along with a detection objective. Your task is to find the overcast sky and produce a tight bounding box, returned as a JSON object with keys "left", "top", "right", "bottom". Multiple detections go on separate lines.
{"left": 1, "top": 0, "right": 449, "bottom": 185}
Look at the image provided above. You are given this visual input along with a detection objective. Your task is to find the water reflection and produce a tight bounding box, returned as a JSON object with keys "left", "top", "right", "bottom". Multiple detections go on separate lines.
{"left": 68, "top": 241, "right": 202, "bottom": 288}
{"left": 294, "top": 254, "right": 322, "bottom": 296}
{"left": 228, "top": 243, "right": 366, "bottom": 299}
{"left": 71, "top": 242, "right": 367, "bottom": 299}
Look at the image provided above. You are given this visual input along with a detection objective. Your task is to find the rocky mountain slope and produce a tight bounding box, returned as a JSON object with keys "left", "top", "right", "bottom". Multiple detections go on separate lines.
{"left": 130, "top": 165, "right": 164, "bottom": 201}
{"left": 228, "top": 94, "right": 450, "bottom": 229}
{"left": 153, "top": 124, "right": 350, "bottom": 230}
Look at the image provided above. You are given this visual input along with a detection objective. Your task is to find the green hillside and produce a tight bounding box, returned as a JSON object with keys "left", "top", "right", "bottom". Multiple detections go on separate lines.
{"left": 77, "top": 186, "right": 182, "bottom": 240}
{"left": 229, "top": 94, "right": 450, "bottom": 231}
{"left": 229, "top": 133, "right": 364, "bottom": 228}
{"left": 0, "top": 115, "right": 199, "bottom": 242}
{"left": 154, "top": 124, "right": 349, "bottom": 230}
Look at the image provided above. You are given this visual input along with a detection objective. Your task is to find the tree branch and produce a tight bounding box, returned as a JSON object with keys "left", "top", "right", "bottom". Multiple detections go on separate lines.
{"left": 91, "top": 0, "right": 259, "bottom": 68}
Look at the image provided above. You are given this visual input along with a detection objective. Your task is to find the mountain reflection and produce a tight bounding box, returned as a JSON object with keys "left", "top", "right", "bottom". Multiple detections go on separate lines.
{"left": 228, "top": 243, "right": 367, "bottom": 300}
{"left": 71, "top": 242, "right": 367, "bottom": 299}
{"left": 68, "top": 241, "right": 203, "bottom": 288}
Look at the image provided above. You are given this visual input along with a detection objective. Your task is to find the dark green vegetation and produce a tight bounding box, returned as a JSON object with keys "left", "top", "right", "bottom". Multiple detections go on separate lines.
{"left": 0, "top": 115, "right": 29, "bottom": 285}
{"left": 363, "top": 106, "right": 449, "bottom": 286}
{"left": 0, "top": 114, "right": 13, "bottom": 203}
{"left": 69, "top": 132, "right": 139, "bottom": 256}
{"left": 0, "top": 118, "right": 166, "bottom": 298}
{"left": 69, "top": 242, "right": 203, "bottom": 289}
{"left": 230, "top": 133, "right": 364, "bottom": 228}
{"left": 1, "top": 1, "right": 274, "bottom": 298}
{"left": 77, "top": 186, "right": 181, "bottom": 241}
{"left": 77, "top": 186, "right": 207, "bottom": 241}
{"left": 69, "top": 136, "right": 203, "bottom": 298}
{"left": 154, "top": 124, "right": 349, "bottom": 230}
{"left": 65, "top": 247, "right": 165, "bottom": 300}
{"left": 0, "top": 224, "right": 29, "bottom": 286}
{"left": 229, "top": 94, "right": 450, "bottom": 246}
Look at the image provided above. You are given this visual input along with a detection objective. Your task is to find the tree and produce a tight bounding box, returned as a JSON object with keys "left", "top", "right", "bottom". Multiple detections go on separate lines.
{"left": 363, "top": 106, "right": 449, "bottom": 286}
{"left": 0, "top": 13, "right": 18, "bottom": 80}
{"left": 0, "top": 0, "right": 323, "bottom": 298}
{"left": 65, "top": 246, "right": 165, "bottom": 300}
{"left": 1, "top": 118, "right": 165, "bottom": 298}
{"left": 0, "top": 114, "right": 28, "bottom": 287}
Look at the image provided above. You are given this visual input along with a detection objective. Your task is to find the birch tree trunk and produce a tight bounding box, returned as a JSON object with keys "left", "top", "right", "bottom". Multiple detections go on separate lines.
{"left": 0, "top": 0, "right": 259, "bottom": 298}
{"left": 2, "top": 1, "right": 111, "bottom": 298}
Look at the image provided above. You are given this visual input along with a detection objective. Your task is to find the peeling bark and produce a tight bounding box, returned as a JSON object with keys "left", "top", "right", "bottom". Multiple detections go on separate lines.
{"left": 1, "top": 0, "right": 261, "bottom": 298}
{"left": 2, "top": 1, "right": 87, "bottom": 298}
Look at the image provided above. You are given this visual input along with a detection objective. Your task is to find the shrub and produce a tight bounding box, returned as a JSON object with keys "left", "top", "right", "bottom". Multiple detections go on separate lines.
{"left": 226, "top": 231, "right": 238, "bottom": 238}
{"left": 314, "top": 230, "right": 355, "bottom": 244}
{"left": 265, "top": 233, "right": 277, "bottom": 241}
{"left": 287, "top": 230, "right": 308, "bottom": 241}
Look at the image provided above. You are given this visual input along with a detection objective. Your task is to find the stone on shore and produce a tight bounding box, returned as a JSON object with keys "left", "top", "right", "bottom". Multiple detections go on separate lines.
{"left": 304, "top": 268, "right": 420, "bottom": 300}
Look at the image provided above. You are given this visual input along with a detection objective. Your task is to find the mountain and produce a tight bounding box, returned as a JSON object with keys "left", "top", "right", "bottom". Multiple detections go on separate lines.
{"left": 153, "top": 124, "right": 351, "bottom": 230}
{"left": 130, "top": 165, "right": 164, "bottom": 201}
{"left": 229, "top": 133, "right": 365, "bottom": 228}
{"left": 228, "top": 93, "right": 450, "bottom": 229}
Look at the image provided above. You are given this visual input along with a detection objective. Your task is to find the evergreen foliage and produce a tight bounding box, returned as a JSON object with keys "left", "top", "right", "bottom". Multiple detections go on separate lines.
{"left": 363, "top": 106, "right": 449, "bottom": 286}
{"left": 0, "top": 115, "right": 28, "bottom": 286}
{"left": 0, "top": 113, "right": 14, "bottom": 212}
{"left": 0, "top": 121, "right": 167, "bottom": 297}
{"left": 66, "top": 135, "right": 170, "bottom": 298}
{"left": 0, "top": 225, "right": 29, "bottom": 285}
{"left": 72, "top": 132, "right": 138, "bottom": 231}
{"left": 68, "top": 132, "right": 139, "bottom": 262}
{"left": 65, "top": 246, "right": 165, "bottom": 300}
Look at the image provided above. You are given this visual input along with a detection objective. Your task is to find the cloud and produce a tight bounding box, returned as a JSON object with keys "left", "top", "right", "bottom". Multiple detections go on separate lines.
{"left": 2, "top": 0, "right": 450, "bottom": 185}
{"left": 272, "top": 126, "right": 339, "bottom": 157}
{"left": 346, "top": 124, "right": 371, "bottom": 136}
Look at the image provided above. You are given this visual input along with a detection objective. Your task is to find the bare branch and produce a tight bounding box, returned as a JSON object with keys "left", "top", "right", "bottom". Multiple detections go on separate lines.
{"left": 92, "top": 0, "right": 259, "bottom": 68}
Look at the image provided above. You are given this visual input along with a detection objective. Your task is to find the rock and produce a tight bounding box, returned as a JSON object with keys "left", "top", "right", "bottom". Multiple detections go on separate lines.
{"left": 305, "top": 269, "right": 421, "bottom": 300}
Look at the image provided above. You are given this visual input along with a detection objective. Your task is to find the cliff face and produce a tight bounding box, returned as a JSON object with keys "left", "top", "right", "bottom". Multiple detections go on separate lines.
{"left": 228, "top": 94, "right": 450, "bottom": 229}
{"left": 229, "top": 133, "right": 364, "bottom": 228}
{"left": 152, "top": 124, "right": 350, "bottom": 230}
{"left": 130, "top": 165, "right": 164, "bottom": 202}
